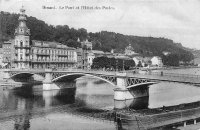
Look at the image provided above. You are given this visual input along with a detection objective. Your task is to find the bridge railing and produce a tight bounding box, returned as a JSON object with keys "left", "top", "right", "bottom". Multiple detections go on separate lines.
{"left": 54, "top": 68, "right": 123, "bottom": 76}
{"left": 7, "top": 68, "right": 200, "bottom": 79}
{"left": 145, "top": 71, "right": 200, "bottom": 78}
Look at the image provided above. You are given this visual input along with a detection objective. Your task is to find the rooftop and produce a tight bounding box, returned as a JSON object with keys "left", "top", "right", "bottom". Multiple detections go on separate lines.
{"left": 32, "top": 40, "right": 75, "bottom": 50}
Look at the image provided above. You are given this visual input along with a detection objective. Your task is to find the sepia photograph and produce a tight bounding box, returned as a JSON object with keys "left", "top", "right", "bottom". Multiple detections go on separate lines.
{"left": 0, "top": 0, "right": 200, "bottom": 129}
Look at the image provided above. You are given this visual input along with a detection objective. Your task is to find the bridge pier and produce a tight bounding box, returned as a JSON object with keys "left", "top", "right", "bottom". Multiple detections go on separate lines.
{"left": 183, "top": 121, "right": 187, "bottom": 127}
{"left": 194, "top": 119, "right": 197, "bottom": 125}
{"left": 42, "top": 69, "right": 59, "bottom": 90}
{"left": 114, "top": 72, "right": 134, "bottom": 109}
{"left": 3, "top": 69, "right": 11, "bottom": 81}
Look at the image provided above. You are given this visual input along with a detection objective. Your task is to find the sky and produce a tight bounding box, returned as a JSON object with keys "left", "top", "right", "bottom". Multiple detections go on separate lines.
{"left": 0, "top": 0, "right": 200, "bottom": 49}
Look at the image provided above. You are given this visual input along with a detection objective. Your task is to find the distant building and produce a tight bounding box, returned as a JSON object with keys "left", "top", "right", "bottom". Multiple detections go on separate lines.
{"left": 111, "top": 49, "right": 114, "bottom": 54}
{"left": 104, "top": 52, "right": 114, "bottom": 58}
{"left": 91, "top": 50, "right": 104, "bottom": 57}
{"left": 76, "top": 48, "right": 83, "bottom": 68}
{"left": 2, "top": 40, "right": 14, "bottom": 68}
{"left": 142, "top": 57, "right": 152, "bottom": 67}
{"left": 0, "top": 48, "right": 3, "bottom": 63}
{"left": 80, "top": 39, "right": 93, "bottom": 69}
{"left": 81, "top": 39, "right": 92, "bottom": 50}
{"left": 125, "top": 44, "right": 138, "bottom": 56}
{"left": 194, "top": 57, "right": 200, "bottom": 66}
{"left": 151, "top": 56, "right": 163, "bottom": 67}
{"left": 133, "top": 56, "right": 144, "bottom": 67}
{"left": 162, "top": 51, "right": 171, "bottom": 56}
{"left": 115, "top": 55, "right": 131, "bottom": 60}
{"left": 87, "top": 52, "right": 95, "bottom": 68}
{"left": 0, "top": 48, "right": 4, "bottom": 68}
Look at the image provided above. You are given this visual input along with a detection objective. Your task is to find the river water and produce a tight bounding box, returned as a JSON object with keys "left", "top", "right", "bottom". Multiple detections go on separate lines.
{"left": 1, "top": 68, "right": 200, "bottom": 129}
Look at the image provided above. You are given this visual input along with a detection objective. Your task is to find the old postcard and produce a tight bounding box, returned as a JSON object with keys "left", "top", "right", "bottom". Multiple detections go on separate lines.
{"left": 0, "top": 0, "right": 200, "bottom": 130}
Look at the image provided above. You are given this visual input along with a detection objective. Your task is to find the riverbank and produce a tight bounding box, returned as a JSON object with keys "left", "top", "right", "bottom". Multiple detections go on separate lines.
{"left": 116, "top": 100, "right": 200, "bottom": 129}
{"left": 140, "top": 66, "right": 200, "bottom": 71}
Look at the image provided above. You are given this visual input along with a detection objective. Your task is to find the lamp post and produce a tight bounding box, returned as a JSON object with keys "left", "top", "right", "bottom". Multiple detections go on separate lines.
{"left": 123, "top": 60, "right": 125, "bottom": 72}
{"left": 116, "top": 59, "right": 118, "bottom": 72}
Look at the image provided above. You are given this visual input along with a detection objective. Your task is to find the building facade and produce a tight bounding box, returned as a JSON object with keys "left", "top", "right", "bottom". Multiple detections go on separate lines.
{"left": 151, "top": 56, "right": 163, "bottom": 67}
{"left": 13, "top": 7, "right": 31, "bottom": 69}
{"left": 30, "top": 40, "right": 77, "bottom": 69}
{"left": 81, "top": 39, "right": 92, "bottom": 50}
{"left": 3, "top": 7, "right": 77, "bottom": 69}
{"left": 76, "top": 48, "right": 83, "bottom": 68}
{"left": 125, "top": 44, "right": 137, "bottom": 56}
{"left": 2, "top": 40, "right": 13, "bottom": 68}
{"left": 87, "top": 52, "right": 95, "bottom": 69}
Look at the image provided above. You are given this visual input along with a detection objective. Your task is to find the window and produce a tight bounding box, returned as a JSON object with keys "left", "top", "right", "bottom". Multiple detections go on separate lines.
{"left": 20, "top": 41, "right": 23, "bottom": 47}
{"left": 20, "top": 54, "right": 23, "bottom": 60}
{"left": 26, "top": 40, "right": 28, "bottom": 46}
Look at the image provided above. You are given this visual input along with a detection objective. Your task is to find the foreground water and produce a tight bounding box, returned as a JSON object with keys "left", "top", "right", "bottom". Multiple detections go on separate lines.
{"left": 1, "top": 68, "right": 200, "bottom": 129}
{"left": 0, "top": 78, "right": 116, "bottom": 130}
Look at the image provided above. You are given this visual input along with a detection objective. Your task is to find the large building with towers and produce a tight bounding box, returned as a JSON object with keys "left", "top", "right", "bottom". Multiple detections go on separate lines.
{"left": 3, "top": 7, "right": 77, "bottom": 69}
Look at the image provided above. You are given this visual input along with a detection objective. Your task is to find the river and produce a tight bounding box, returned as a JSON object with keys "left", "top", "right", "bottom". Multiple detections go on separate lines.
{"left": 1, "top": 68, "right": 200, "bottom": 129}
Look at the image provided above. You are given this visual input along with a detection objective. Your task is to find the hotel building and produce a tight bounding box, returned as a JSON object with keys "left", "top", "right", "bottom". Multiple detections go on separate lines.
{"left": 3, "top": 7, "right": 77, "bottom": 69}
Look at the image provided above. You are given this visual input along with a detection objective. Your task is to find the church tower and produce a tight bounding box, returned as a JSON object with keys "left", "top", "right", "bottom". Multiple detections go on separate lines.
{"left": 14, "top": 6, "right": 31, "bottom": 69}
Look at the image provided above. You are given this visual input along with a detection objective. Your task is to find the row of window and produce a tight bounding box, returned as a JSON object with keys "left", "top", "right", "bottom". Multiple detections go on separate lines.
{"left": 4, "top": 52, "right": 11, "bottom": 54}
{"left": 31, "top": 63, "right": 74, "bottom": 69}
{"left": 15, "top": 40, "right": 29, "bottom": 46}
{"left": 15, "top": 50, "right": 29, "bottom": 53}
{"left": 3, "top": 46, "right": 10, "bottom": 49}
{"left": 32, "top": 57, "right": 74, "bottom": 61}
{"left": 32, "top": 48, "right": 74, "bottom": 55}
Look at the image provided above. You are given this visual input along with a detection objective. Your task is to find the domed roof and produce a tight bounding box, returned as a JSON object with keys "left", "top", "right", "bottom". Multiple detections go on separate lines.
{"left": 15, "top": 6, "right": 30, "bottom": 36}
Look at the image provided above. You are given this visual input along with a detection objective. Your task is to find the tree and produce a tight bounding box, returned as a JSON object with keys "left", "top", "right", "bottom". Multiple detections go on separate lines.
{"left": 162, "top": 54, "right": 179, "bottom": 66}
{"left": 65, "top": 39, "right": 81, "bottom": 48}
{"left": 124, "top": 60, "right": 135, "bottom": 70}
{"left": 91, "top": 57, "right": 135, "bottom": 70}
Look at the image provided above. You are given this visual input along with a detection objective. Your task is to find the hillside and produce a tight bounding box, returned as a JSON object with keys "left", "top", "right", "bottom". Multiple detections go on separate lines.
{"left": 0, "top": 11, "right": 194, "bottom": 64}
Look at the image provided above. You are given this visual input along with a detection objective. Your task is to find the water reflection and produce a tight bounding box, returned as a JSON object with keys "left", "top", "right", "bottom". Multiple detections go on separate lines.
{"left": 14, "top": 115, "right": 30, "bottom": 130}
{"left": 114, "top": 97, "right": 149, "bottom": 110}
{"left": 149, "top": 82, "right": 200, "bottom": 108}
{"left": 2, "top": 76, "right": 200, "bottom": 130}
{"left": 129, "top": 96, "right": 149, "bottom": 110}
{"left": 0, "top": 78, "right": 116, "bottom": 130}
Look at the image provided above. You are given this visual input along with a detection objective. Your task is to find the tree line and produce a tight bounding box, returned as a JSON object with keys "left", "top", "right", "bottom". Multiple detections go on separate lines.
{"left": 0, "top": 11, "right": 194, "bottom": 66}
{"left": 91, "top": 57, "right": 135, "bottom": 70}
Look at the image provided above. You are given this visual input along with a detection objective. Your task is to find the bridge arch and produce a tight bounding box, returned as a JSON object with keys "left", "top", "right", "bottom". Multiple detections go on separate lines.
{"left": 10, "top": 72, "right": 45, "bottom": 80}
{"left": 126, "top": 82, "right": 157, "bottom": 89}
{"left": 52, "top": 73, "right": 116, "bottom": 87}
{"left": 11, "top": 72, "right": 34, "bottom": 78}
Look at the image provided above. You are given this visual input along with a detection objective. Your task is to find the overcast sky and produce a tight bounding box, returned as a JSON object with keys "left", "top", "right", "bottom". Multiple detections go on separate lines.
{"left": 0, "top": 0, "right": 200, "bottom": 49}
